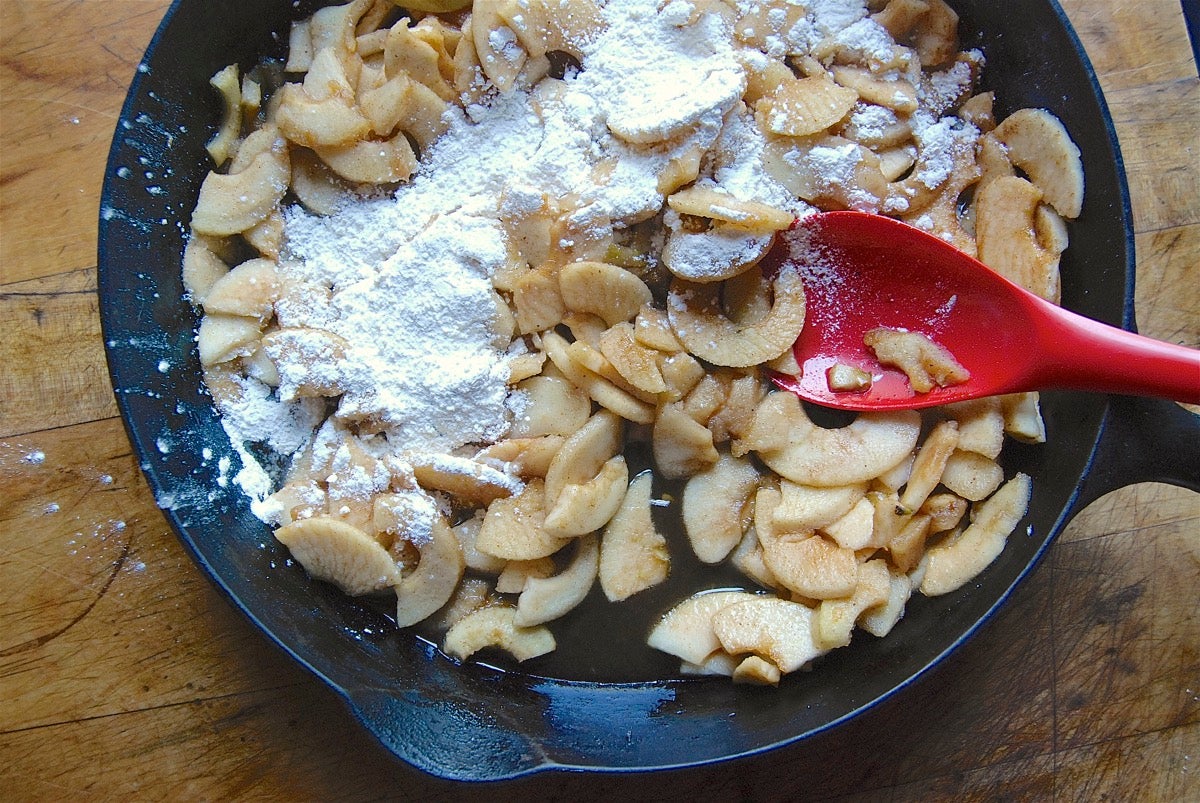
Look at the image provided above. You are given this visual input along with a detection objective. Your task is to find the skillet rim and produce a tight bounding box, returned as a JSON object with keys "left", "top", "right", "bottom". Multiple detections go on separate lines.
{"left": 96, "top": 0, "right": 1137, "bottom": 780}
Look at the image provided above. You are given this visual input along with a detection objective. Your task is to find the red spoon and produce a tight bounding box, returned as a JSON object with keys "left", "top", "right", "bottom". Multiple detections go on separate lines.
{"left": 771, "top": 211, "right": 1200, "bottom": 411}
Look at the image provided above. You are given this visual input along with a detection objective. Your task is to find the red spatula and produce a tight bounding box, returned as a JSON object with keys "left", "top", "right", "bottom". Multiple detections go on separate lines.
{"left": 771, "top": 211, "right": 1200, "bottom": 411}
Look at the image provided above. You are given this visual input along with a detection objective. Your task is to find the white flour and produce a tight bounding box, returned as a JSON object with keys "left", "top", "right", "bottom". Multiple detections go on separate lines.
{"left": 220, "top": 0, "right": 962, "bottom": 532}
{"left": 226, "top": 0, "right": 799, "bottom": 527}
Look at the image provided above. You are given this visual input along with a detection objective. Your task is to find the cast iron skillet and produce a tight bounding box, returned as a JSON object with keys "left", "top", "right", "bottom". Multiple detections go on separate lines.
{"left": 98, "top": 0, "right": 1200, "bottom": 782}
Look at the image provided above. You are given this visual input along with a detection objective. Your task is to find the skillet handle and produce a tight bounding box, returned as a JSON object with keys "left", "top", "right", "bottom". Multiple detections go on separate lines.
{"left": 1068, "top": 395, "right": 1200, "bottom": 515}
{"left": 343, "top": 686, "right": 548, "bottom": 782}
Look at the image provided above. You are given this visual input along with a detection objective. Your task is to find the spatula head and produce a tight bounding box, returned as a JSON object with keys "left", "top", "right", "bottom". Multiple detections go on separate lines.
{"left": 770, "top": 211, "right": 1039, "bottom": 411}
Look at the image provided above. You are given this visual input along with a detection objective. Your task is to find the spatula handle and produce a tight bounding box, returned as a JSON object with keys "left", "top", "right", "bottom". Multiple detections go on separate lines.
{"left": 1034, "top": 302, "right": 1200, "bottom": 403}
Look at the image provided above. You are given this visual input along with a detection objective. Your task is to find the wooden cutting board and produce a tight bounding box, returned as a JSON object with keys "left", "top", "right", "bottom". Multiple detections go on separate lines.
{"left": 1, "top": 1, "right": 1196, "bottom": 799}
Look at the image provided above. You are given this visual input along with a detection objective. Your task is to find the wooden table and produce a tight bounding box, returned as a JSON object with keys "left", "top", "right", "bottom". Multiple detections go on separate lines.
{"left": 1, "top": 1, "right": 1196, "bottom": 799}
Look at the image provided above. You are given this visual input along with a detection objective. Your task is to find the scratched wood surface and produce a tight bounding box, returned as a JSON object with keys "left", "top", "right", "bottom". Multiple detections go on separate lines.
{"left": 1, "top": 1, "right": 1197, "bottom": 800}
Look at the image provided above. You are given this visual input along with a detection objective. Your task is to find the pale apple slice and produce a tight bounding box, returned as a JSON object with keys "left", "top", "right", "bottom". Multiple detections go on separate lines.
{"left": 647, "top": 590, "right": 761, "bottom": 666}
{"left": 681, "top": 452, "right": 760, "bottom": 563}
{"left": 599, "top": 472, "right": 670, "bottom": 602}
{"left": 443, "top": 606, "right": 556, "bottom": 662}
{"left": 275, "top": 516, "right": 400, "bottom": 596}
{"left": 712, "top": 596, "right": 826, "bottom": 673}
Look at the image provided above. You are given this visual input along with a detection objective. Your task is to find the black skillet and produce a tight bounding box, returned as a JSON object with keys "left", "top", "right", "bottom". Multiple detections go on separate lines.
{"left": 98, "top": 0, "right": 1200, "bottom": 781}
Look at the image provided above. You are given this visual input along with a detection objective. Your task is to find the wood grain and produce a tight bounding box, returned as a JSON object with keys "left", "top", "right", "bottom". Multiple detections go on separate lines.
{"left": 1, "top": 1, "right": 1197, "bottom": 800}
{"left": 0, "top": 0, "right": 165, "bottom": 285}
